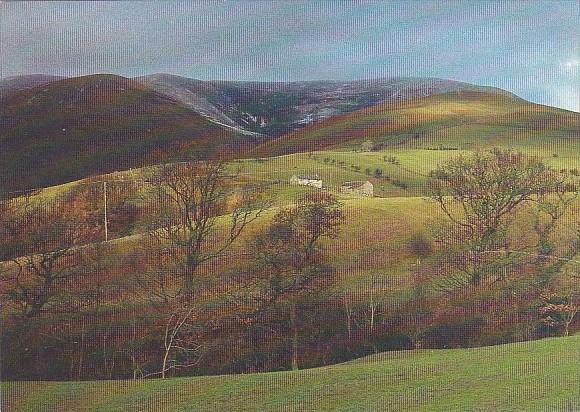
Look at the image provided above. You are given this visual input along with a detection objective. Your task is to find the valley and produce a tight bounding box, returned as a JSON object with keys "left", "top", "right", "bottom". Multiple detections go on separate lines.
{"left": 0, "top": 73, "right": 578, "bottom": 410}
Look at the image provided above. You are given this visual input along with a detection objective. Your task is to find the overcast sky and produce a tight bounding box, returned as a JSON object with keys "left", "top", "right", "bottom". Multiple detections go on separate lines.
{"left": 1, "top": 1, "right": 578, "bottom": 111}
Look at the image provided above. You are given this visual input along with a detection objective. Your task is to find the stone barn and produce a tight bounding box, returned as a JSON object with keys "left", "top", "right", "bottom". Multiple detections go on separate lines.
{"left": 340, "top": 180, "right": 373, "bottom": 197}
{"left": 290, "top": 174, "right": 323, "bottom": 188}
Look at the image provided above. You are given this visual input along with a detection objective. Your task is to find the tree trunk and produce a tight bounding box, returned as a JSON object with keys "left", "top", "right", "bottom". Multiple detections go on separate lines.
{"left": 77, "top": 318, "right": 86, "bottom": 380}
{"left": 184, "top": 270, "right": 195, "bottom": 301}
{"left": 131, "top": 312, "right": 138, "bottom": 380}
{"left": 370, "top": 303, "right": 375, "bottom": 335}
{"left": 343, "top": 291, "right": 352, "bottom": 340}
{"left": 369, "top": 286, "right": 376, "bottom": 335}
{"left": 162, "top": 347, "right": 170, "bottom": 379}
{"left": 290, "top": 303, "right": 299, "bottom": 370}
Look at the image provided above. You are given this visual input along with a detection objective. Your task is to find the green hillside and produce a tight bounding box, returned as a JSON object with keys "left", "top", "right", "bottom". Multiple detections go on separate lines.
{"left": 2, "top": 335, "right": 578, "bottom": 412}
{"left": 254, "top": 91, "right": 579, "bottom": 158}
{"left": 0, "top": 75, "right": 257, "bottom": 193}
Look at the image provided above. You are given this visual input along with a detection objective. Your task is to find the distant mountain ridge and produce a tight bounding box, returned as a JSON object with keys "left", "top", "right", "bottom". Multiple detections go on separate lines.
{"left": 0, "top": 74, "right": 66, "bottom": 99}
{"left": 4, "top": 73, "right": 524, "bottom": 136}
{"left": 136, "top": 74, "right": 521, "bottom": 136}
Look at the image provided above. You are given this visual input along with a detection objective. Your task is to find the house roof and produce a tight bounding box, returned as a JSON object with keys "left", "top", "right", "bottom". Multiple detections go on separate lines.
{"left": 296, "top": 174, "right": 321, "bottom": 180}
{"left": 341, "top": 180, "right": 371, "bottom": 189}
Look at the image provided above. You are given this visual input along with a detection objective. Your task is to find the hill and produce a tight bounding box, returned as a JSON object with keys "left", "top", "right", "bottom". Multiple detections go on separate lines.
{"left": 254, "top": 90, "right": 579, "bottom": 156}
{"left": 0, "top": 74, "right": 258, "bottom": 193}
{"left": 0, "top": 74, "right": 65, "bottom": 98}
{"left": 137, "top": 74, "right": 512, "bottom": 137}
{"left": 3, "top": 75, "right": 575, "bottom": 194}
{"left": 2, "top": 335, "right": 578, "bottom": 411}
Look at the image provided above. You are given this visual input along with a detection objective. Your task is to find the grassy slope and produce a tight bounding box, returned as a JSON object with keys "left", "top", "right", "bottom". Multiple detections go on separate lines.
{"left": 252, "top": 91, "right": 579, "bottom": 160}
{"left": 2, "top": 335, "right": 578, "bottom": 412}
{"left": 0, "top": 74, "right": 256, "bottom": 193}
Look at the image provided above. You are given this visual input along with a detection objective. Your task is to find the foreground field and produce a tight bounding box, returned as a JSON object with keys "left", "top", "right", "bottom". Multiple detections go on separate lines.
{"left": 2, "top": 335, "right": 578, "bottom": 412}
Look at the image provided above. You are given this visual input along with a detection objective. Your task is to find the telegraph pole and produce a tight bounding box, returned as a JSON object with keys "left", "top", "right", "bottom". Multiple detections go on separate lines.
{"left": 103, "top": 181, "right": 108, "bottom": 242}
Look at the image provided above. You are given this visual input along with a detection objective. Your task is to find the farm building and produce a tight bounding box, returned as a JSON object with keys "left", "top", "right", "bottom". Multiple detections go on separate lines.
{"left": 340, "top": 180, "right": 373, "bottom": 197}
{"left": 290, "top": 174, "right": 323, "bottom": 188}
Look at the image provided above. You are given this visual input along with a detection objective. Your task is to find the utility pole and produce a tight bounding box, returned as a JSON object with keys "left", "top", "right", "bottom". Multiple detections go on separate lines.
{"left": 103, "top": 181, "right": 108, "bottom": 242}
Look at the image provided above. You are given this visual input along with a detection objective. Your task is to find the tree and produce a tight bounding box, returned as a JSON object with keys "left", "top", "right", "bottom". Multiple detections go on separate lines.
{"left": 244, "top": 191, "right": 344, "bottom": 370}
{"left": 365, "top": 272, "right": 380, "bottom": 335}
{"left": 135, "top": 160, "right": 268, "bottom": 377}
{"left": 408, "top": 233, "right": 433, "bottom": 265}
{"left": 148, "top": 160, "right": 267, "bottom": 301}
{"left": 0, "top": 196, "right": 96, "bottom": 317}
{"left": 0, "top": 197, "right": 15, "bottom": 268}
{"left": 532, "top": 180, "right": 577, "bottom": 262}
{"left": 539, "top": 290, "right": 579, "bottom": 337}
{"left": 429, "top": 149, "right": 565, "bottom": 287}
{"left": 144, "top": 304, "right": 206, "bottom": 379}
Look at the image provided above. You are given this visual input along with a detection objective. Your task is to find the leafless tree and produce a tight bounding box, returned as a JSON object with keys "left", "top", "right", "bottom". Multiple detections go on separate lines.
{"left": 134, "top": 159, "right": 268, "bottom": 378}
{"left": 244, "top": 191, "right": 344, "bottom": 370}
{"left": 139, "top": 304, "right": 205, "bottom": 379}
{"left": 532, "top": 181, "right": 577, "bottom": 262}
{"left": 0, "top": 196, "right": 96, "bottom": 317}
{"left": 342, "top": 288, "right": 353, "bottom": 340}
{"left": 539, "top": 290, "right": 579, "bottom": 337}
{"left": 366, "top": 273, "right": 380, "bottom": 335}
{"left": 429, "top": 149, "right": 566, "bottom": 287}
{"left": 148, "top": 160, "right": 267, "bottom": 301}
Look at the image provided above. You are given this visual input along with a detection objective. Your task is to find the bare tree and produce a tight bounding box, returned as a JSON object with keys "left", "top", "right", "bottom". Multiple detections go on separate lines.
{"left": 149, "top": 160, "right": 267, "bottom": 301}
{"left": 539, "top": 290, "right": 579, "bottom": 337}
{"left": 138, "top": 304, "right": 205, "bottom": 379}
{"left": 366, "top": 273, "right": 380, "bottom": 335}
{"left": 244, "top": 191, "right": 344, "bottom": 370}
{"left": 429, "top": 149, "right": 565, "bottom": 287}
{"left": 0, "top": 196, "right": 95, "bottom": 317}
{"left": 342, "top": 288, "right": 353, "bottom": 340}
{"left": 532, "top": 181, "right": 577, "bottom": 263}
{"left": 0, "top": 198, "right": 14, "bottom": 278}
{"left": 134, "top": 160, "right": 267, "bottom": 378}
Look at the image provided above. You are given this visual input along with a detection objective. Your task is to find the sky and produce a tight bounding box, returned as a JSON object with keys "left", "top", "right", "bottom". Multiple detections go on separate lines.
{"left": 1, "top": 1, "right": 578, "bottom": 111}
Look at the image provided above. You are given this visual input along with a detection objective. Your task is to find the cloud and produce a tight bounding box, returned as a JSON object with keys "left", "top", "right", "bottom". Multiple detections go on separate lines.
{"left": 561, "top": 59, "right": 580, "bottom": 76}
{"left": 0, "top": 1, "right": 578, "bottom": 111}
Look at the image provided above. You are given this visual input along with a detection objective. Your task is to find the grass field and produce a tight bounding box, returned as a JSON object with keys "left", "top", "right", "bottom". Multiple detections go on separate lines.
{"left": 2, "top": 335, "right": 578, "bottom": 412}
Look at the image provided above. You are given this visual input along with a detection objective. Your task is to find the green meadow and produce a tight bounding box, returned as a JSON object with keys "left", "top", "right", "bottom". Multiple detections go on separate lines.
{"left": 3, "top": 335, "right": 578, "bottom": 412}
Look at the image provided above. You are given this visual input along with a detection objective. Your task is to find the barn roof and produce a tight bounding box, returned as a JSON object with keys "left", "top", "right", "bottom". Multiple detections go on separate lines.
{"left": 297, "top": 174, "right": 321, "bottom": 180}
{"left": 341, "top": 180, "right": 371, "bottom": 189}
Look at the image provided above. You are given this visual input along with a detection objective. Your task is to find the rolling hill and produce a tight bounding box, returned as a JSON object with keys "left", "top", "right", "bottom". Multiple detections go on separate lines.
{"left": 253, "top": 90, "right": 579, "bottom": 157}
{"left": 3, "top": 74, "right": 574, "bottom": 195}
{"left": 0, "top": 74, "right": 65, "bottom": 99}
{"left": 2, "top": 335, "right": 578, "bottom": 411}
{"left": 0, "top": 74, "right": 259, "bottom": 193}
